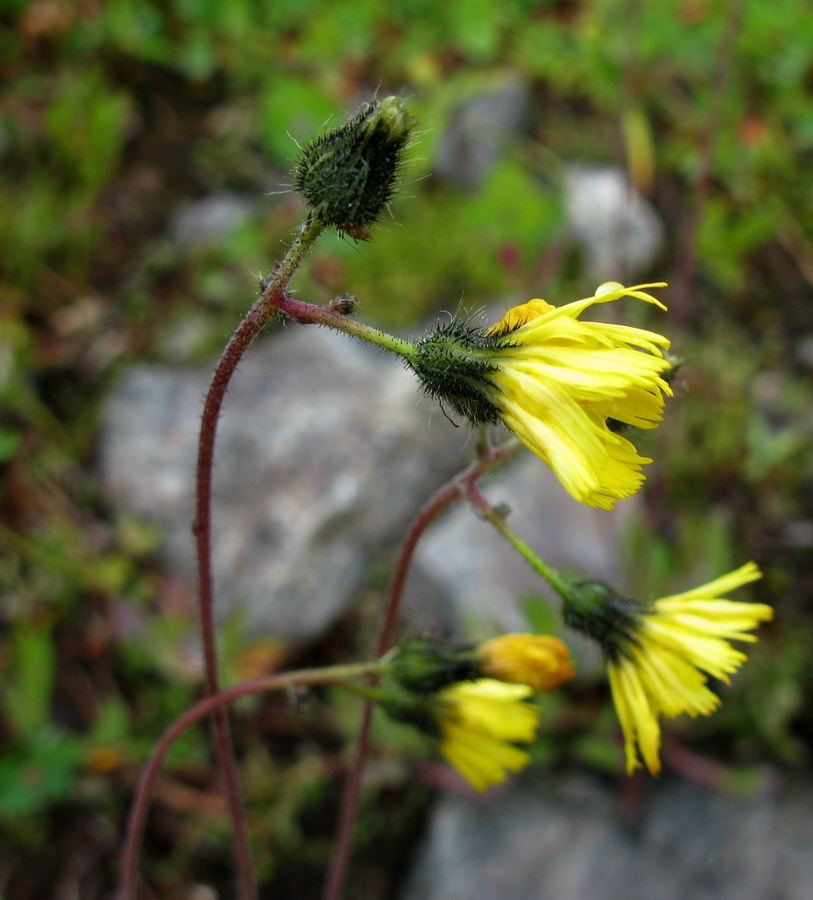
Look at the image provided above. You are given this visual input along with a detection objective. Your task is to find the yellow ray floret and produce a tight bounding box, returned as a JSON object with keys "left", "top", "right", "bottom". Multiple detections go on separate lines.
{"left": 436, "top": 679, "right": 541, "bottom": 792}
{"left": 607, "top": 562, "right": 772, "bottom": 775}
{"left": 484, "top": 282, "right": 672, "bottom": 509}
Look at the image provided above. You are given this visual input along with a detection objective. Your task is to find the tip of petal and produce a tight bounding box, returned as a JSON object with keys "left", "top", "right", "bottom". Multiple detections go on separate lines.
{"left": 593, "top": 281, "right": 668, "bottom": 311}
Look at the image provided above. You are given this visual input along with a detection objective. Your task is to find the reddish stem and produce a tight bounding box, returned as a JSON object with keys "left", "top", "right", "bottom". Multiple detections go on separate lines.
{"left": 322, "top": 440, "right": 521, "bottom": 900}
{"left": 186, "top": 219, "right": 321, "bottom": 900}
{"left": 117, "top": 662, "right": 382, "bottom": 900}
{"left": 193, "top": 313, "right": 269, "bottom": 900}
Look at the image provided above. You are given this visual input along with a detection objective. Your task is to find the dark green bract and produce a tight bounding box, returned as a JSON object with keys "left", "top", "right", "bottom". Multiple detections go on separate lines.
{"left": 411, "top": 322, "right": 502, "bottom": 425}
{"left": 562, "top": 580, "right": 648, "bottom": 662}
{"left": 391, "top": 637, "right": 480, "bottom": 694}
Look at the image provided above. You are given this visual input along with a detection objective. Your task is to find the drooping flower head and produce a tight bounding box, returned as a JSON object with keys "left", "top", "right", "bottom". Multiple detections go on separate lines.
{"left": 562, "top": 562, "right": 773, "bottom": 774}
{"left": 411, "top": 283, "right": 672, "bottom": 509}
{"left": 383, "top": 635, "right": 575, "bottom": 790}
{"left": 434, "top": 679, "right": 541, "bottom": 792}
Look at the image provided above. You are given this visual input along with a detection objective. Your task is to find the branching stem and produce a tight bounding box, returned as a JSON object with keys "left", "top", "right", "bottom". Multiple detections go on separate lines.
{"left": 118, "top": 661, "right": 385, "bottom": 900}
{"left": 322, "top": 439, "right": 522, "bottom": 900}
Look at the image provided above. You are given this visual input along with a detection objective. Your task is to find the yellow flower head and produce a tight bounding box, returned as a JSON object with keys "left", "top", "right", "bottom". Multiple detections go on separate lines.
{"left": 477, "top": 634, "right": 575, "bottom": 692}
{"left": 435, "top": 679, "right": 541, "bottom": 792}
{"left": 565, "top": 563, "right": 772, "bottom": 775}
{"left": 483, "top": 282, "right": 672, "bottom": 509}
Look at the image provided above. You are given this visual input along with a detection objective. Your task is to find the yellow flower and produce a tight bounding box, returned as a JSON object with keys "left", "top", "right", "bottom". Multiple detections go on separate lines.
{"left": 477, "top": 634, "right": 575, "bottom": 692}
{"left": 484, "top": 282, "right": 672, "bottom": 510}
{"left": 606, "top": 562, "right": 772, "bottom": 775}
{"left": 435, "top": 679, "right": 540, "bottom": 792}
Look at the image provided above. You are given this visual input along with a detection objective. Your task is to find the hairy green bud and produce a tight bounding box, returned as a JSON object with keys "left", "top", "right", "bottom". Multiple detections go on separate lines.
{"left": 391, "top": 637, "right": 480, "bottom": 694}
{"left": 293, "top": 96, "right": 414, "bottom": 233}
{"left": 562, "top": 580, "right": 647, "bottom": 662}
{"left": 411, "top": 322, "right": 501, "bottom": 424}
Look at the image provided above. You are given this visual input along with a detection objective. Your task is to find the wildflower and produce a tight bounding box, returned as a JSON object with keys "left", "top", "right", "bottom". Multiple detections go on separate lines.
{"left": 562, "top": 562, "right": 773, "bottom": 775}
{"left": 435, "top": 679, "right": 541, "bottom": 791}
{"left": 477, "top": 634, "right": 575, "bottom": 692}
{"left": 484, "top": 282, "right": 672, "bottom": 509}
{"left": 384, "top": 635, "right": 575, "bottom": 789}
{"left": 379, "top": 676, "right": 541, "bottom": 791}
{"left": 412, "top": 283, "right": 672, "bottom": 509}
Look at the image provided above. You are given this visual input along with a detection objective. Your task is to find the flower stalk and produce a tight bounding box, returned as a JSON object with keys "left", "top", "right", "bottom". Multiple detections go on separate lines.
{"left": 277, "top": 294, "right": 419, "bottom": 362}
{"left": 193, "top": 214, "right": 324, "bottom": 900}
{"left": 465, "top": 481, "right": 574, "bottom": 602}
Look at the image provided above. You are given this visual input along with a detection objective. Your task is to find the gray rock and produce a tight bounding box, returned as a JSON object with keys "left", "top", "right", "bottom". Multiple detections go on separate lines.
{"left": 402, "top": 773, "right": 813, "bottom": 900}
{"left": 168, "top": 192, "right": 258, "bottom": 246}
{"left": 101, "top": 324, "right": 469, "bottom": 642}
{"left": 794, "top": 334, "right": 813, "bottom": 369}
{"left": 102, "top": 307, "right": 649, "bottom": 647}
{"left": 563, "top": 165, "right": 663, "bottom": 281}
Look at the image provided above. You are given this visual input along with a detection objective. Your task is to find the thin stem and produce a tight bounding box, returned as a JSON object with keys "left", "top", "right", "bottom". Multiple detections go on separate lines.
{"left": 465, "top": 481, "right": 574, "bottom": 603}
{"left": 191, "top": 216, "right": 323, "bottom": 900}
{"left": 277, "top": 295, "right": 419, "bottom": 364}
{"left": 117, "top": 661, "right": 385, "bottom": 900}
{"left": 322, "top": 439, "right": 522, "bottom": 900}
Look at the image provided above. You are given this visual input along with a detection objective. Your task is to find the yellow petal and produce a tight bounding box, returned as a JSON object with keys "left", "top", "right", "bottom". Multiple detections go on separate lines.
{"left": 485, "top": 298, "right": 556, "bottom": 337}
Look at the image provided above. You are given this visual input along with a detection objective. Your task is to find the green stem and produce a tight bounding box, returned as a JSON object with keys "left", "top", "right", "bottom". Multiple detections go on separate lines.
{"left": 277, "top": 295, "right": 418, "bottom": 364}
{"left": 465, "top": 483, "right": 574, "bottom": 603}
{"left": 333, "top": 681, "right": 388, "bottom": 704}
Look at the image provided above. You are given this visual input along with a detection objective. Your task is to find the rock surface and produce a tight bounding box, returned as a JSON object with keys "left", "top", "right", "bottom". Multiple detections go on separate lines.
{"left": 402, "top": 773, "right": 813, "bottom": 900}
{"left": 563, "top": 165, "right": 663, "bottom": 281}
{"left": 434, "top": 78, "right": 534, "bottom": 189}
{"left": 101, "top": 324, "right": 469, "bottom": 641}
{"left": 101, "top": 315, "right": 642, "bottom": 645}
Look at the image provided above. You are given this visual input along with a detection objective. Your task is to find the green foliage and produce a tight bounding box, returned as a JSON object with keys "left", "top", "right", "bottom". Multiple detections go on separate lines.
{"left": 5, "top": 623, "right": 56, "bottom": 735}
{"left": 0, "top": 728, "right": 85, "bottom": 823}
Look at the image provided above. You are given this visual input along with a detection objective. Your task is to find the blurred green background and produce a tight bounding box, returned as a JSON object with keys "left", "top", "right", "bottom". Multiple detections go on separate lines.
{"left": 1, "top": 0, "right": 812, "bottom": 897}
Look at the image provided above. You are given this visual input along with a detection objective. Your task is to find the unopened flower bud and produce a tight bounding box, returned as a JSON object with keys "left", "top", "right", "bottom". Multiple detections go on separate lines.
{"left": 293, "top": 96, "right": 415, "bottom": 233}
{"left": 477, "top": 634, "right": 575, "bottom": 692}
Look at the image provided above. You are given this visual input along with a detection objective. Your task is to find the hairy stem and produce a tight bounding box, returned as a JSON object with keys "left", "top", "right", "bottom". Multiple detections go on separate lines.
{"left": 322, "top": 439, "right": 522, "bottom": 900}
{"left": 277, "top": 295, "right": 419, "bottom": 363}
{"left": 118, "top": 661, "right": 385, "bottom": 900}
{"left": 191, "top": 216, "right": 323, "bottom": 900}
